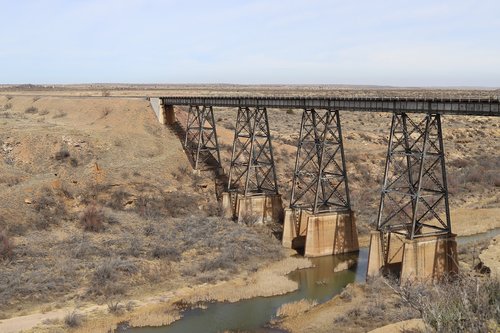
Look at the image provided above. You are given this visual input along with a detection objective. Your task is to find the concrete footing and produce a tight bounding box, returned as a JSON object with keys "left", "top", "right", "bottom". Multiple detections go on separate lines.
{"left": 149, "top": 98, "right": 176, "bottom": 125}
{"left": 162, "top": 105, "right": 175, "bottom": 125}
{"left": 367, "top": 231, "right": 458, "bottom": 282}
{"left": 222, "top": 192, "right": 283, "bottom": 224}
{"left": 282, "top": 209, "right": 359, "bottom": 257}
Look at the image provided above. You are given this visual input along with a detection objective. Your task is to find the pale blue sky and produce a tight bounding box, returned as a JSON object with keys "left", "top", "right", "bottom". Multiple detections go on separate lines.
{"left": 1, "top": 0, "right": 499, "bottom": 86}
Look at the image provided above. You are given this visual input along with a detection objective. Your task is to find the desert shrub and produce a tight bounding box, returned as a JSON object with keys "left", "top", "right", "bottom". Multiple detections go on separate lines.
{"left": 108, "top": 190, "right": 130, "bottom": 210}
{"left": 7, "top": 220, "right": 27, "bottom": 236}
{"left": 143, "top": 223, "right": 156, "bottom": 237}
{"left": 52, "top": 110, "right": 67, "bottom": 118}
{"left": 333, "top": 314, "right": 348, "bottom": 323}
{"left": 93, "top": 260, "right": 115, "bottom": 284}
{"left": 240, "top": 213, "right": 260, "bottom": 226}
{"left": 346, "top": 307, "right": 362, "bottom": 318}
{"left": 123, "top": 235, "right": 142, "bottom": 257}
{"left": 339, "top": 289, "right": 352, "bottom": 302}
{"left": 205, "top": 201, "right": 224, "bottom": 217}
{"left": 38, "top": 109, "right": 49, "bottom": 116}
{"left": 70, "top": 158, "right": 78, "bottom": 167}
{"left": 54, "top": 147, "right": 70, "bottom": 160}
{"left": 286, "top": 109, "right": 296, "bottom": 115}
{"left": 107, "top": 300, "right": 123, "bottom": 314}
{"left": 0, "top": 230, "right": 14, "bottom": 260}
{"left": 199, "top": 254, "right": 236, "bottom": 272}
{"left": 394, "top": 274, "right": 500, "bottom": 333}
{"left": 135, "top": 192, "right": 201, "bottom": 219}
{"left": 101, "top": 107, "right": 111, "bottom": 118}
{"left": 70, "top": 235, "right": 96, "bottom": 259}
{"left": 80, "top": 204, "right": 105, "bottom": 232}
{"left": 4, "top": 102, "right": 12, "bottom": 110}
{"left": 0, "top": 175, "right": 21, "bottom": 187}
{"left": 195, "top": 270, "right": 228, "bottom": 284}
{"left": 64, "top": 310, "right": 83, "bottom": 327}
{"left": 449, "top": 158, "right": 468, "bottom": 169}
{"left": 151, "top": 245, "right": 181, "bottom": 261}
{"left": 25, "top": 106, "right": 38, "bottom": 114}
{"left": 365, "top": 306, "right": 384, "bottom": 319}
{"left": 32, "top": 187, "right": 67, "bottom": 229}
{"left": 135, "top": 195, "right": 164, "bottom": 220}
{"left": 90, "top": 258, "right": 137, "bottom": 295}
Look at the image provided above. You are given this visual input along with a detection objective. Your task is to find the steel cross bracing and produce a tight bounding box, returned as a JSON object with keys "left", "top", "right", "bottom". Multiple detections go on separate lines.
{"left": 290, "top": 109, "right": 350, "bottom": 214}
{"left": 377, "top": 113, "right": 451, "bottom": 240}
{"left": 160, "top": 96, "right": 500, "bottom": 116}
{"left": 227, "top": 106, "right": 278, "bottom": 195}
{"left": 184, "top": 105, "right": 222, "bottom": 170}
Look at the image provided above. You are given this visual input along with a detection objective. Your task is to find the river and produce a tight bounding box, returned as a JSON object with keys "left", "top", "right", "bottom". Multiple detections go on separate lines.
{"left": 129, "top": 228, "right": 498, "bottom": 333}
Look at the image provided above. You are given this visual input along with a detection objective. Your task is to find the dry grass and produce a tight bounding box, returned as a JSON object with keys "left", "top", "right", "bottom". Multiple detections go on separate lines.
{"left": 276, "top": 299, "right": 318, "bottom": 318}
{"left": 64, "top": 310, "right": 84, "bottom": 328}
{"left": 71, "top": 303, "right": 181, "bottom": 333}
{"left": 185, "top": 256, "right": 312, "bottom": 303}
{"left": 25, "top": 106, "right": 38, "bottom": 114}
{"left": 392, "top": 273, "right": 500, "bottom": 333}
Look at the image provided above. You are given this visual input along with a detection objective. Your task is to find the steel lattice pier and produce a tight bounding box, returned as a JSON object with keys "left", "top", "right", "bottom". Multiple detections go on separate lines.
{"left": 227, "top": 106, "right": 279, "bottom": 195}
{"left": 184, "top": 105, "right": 222, "bottom": 170}
{"left": 377, "top": 113, "right": 451, "bottom": 239}
{"left": 290, "top": 109, "right": 350, "bottom": 214}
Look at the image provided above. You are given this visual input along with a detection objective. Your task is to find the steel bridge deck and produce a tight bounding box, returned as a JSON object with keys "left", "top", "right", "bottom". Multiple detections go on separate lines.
{"left": 160, "top": 96, "right": 500, "bottom": 116}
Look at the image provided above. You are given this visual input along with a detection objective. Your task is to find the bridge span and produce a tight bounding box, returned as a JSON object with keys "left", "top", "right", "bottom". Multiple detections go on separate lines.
{"left": 159, "top": 96, "right": 500, "bottom": 116}
{"left": 152, "top": 95, "right": 499, "bottom": 282}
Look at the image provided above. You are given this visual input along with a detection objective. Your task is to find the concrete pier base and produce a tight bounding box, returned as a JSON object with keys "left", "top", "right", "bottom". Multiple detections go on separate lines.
{"left": 149, "top": 98, "right": 176, "bottom": 125}
{"left": 221, "top": 192, "right": 283, "bottom": 224}
{"left": 163, "top": 105, "right": 175, "bottom": 125}
{"left": 367, "top": 231, "right": 458, "bottom": 282}
{"left": 282, "top": 209, "right": 359, "bottom": 257}
{"left": 222, "top": 192, "right": 236, "bottom": 219}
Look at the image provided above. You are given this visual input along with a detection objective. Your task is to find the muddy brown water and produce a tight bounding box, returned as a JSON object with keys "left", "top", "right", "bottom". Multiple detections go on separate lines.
{"left": 128, "top": 229, "right": 498, "bottom": 333}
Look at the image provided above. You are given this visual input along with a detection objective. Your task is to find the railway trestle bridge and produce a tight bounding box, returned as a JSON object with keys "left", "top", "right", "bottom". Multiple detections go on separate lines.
{"left": 150, "top": 96, "right": 500, "bottom": 281}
